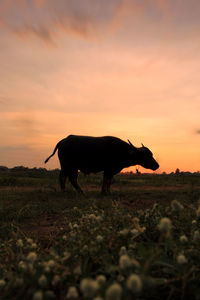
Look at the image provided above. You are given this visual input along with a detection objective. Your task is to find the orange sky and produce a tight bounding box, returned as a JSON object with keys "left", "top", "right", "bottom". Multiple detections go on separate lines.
{"left": 0, "top": 0, "right": 200, "bottom": 173}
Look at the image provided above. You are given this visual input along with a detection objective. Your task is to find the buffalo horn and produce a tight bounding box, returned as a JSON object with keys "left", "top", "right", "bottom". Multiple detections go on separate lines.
{"left": 141, "top": 143, "right": 145, "bottom": 147}
{"left": 128, "top": 139, "right": 135, "bottom": 148}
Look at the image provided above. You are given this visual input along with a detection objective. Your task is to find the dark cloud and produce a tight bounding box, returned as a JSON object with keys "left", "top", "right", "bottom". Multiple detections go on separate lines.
{"left": 195, "top": 129, "right": 200, "bottom": 134}
{"left": 0, "top": 0, "right": 173, "bottom": 44}
{"left": 0, "top": 0, "right": 119, "bottom": 43}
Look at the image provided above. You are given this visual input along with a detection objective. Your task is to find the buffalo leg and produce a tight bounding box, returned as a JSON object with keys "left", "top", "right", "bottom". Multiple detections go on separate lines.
{"left": 59, "top": 170, "right": 67, "bottom": 191}
{"left": 102, "top": 173, "right": 113, "bottom": 194}
{"left": 68, "top": 171, "right": 84, "bottom": 195}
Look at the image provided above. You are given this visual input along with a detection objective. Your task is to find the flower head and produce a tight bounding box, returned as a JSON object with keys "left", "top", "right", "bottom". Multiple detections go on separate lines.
{"left": 119, "top": 246, "right": 127, "bottom": 256}
{"left": 119, "top": 254, "right": 132, "bottom": 270}
{"left": 0, "top": 279, "right": 6, "bottom": 289}
{"left": 126, "top": 274, "right": 142, "bottom": 293}
{"left": 193, "top": 230, "right": 200, "bottom": 242}
{"left": 45, "top": 290, "right": 55, "bottom": 299}
{"left": 180, "top": 235, "right": 188, "bottom": 243}
{"left": 158, "top": 217, "right": 172, "bottom": 234}
{"left": 119, "top": 229, "right": 129, "bottom": 236}
{"left": 130, "top": 229, "right": 139, "bottom": 236}
{"left": 38, "top": 275, "right": 47, "bottom": 288}
{"left": 177, "top": 254, "right": 187, "bottom": 264}
{"left": 52, "top": 275, "right": 60, "bottom": 287}
{"left": 80, "top": 278, "right": 99, "bottom": 298}
{"left": 96, "top": 275, "right": 106, "bottom": 285}
{"left": 96, "top": 235, "right": 103, "bottom": 243}
{"left": 17, "top": 239, "right": 23, "bottom": 247}
{"left": 171, "top": 200, "right": 184, "bottom": 212}
{"left": 196, "top": 206, "right": 200, "bottom": 217}
{"left": 105, "top": 283, "right": 122, "bottom": 300}
{"left": 33, "top": 290, "right": 43, "bottom": 300}
{"left": 66, "top": 286, "right": 79, "bottom": 299}
{"left": 18, "top": 261, "right": 27, "bottom": 271}
{"left": 27, "top": 252, "right": 37, "bottom": 263}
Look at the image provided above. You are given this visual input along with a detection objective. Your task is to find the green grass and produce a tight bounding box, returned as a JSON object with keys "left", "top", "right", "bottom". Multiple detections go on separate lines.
{"left": 0, "top": 170, "right": 200, "bottom": 299}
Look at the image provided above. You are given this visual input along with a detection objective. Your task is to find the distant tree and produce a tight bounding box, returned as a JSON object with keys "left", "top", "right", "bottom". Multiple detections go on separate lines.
{"left": 175, "top": 168, "right": 180, "bottom": 175}
{"left": 0, "top": 166, "right": 8, "bottom": 171}
{"left": 136, "top": 168, "right": 141, "bottom": 175}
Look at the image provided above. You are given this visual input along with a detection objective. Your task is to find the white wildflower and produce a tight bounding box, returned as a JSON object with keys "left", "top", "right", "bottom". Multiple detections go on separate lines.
{"left": 27, "top": 238, "right": 33, "bottom": 244}
{"left": 14, "top": 278, "right": 24, "bottom": 287}
{"left": 180, "top": 235, "right": 188, "bottom": 243}
{"left": 119, "top": 254, "right": 132, "bottom": 270}
{"left": 130, "top": 229, "right": 139, "bottom": 236}
{"left": 17, "top": 239, "right": 23, "bottom": 247}
{"left": 105, "top": 283, "right": 122, "bottom": 300}
{"left": 131, "top": 258, "right": 140, "bottom": 269}
{"left": 52, "top": 275, "right": 60, "bottom": 286}
{"left": 82, "top": 245, "right": 88, "bottom": 252}
{"left": 133, "top": 217, "right": 140, "bottom": 225}
{"left": 38, "top": 275, "right": 48, "bottom": 288}
{"left": 171, "top": 200, "right": 184, "bottom": 212}
{"left": 193, "top": 230, "right": 200, "bottom": 242}
{"left": 73, "top": 265, "right": 82, "bottom": 275}
{"left": 18, "top": 261, "right": 27, "bottom": 271}
{"left": 80, "top": 278, "right": 99, "bottom": 298}
{"left": 119, "top": 246, "right": 127, "bottom": 256}
{"left": 96, "top": 216, "right": 103, "bottom": 223}
{"left": 158, "top": 218, "right": 172, "bottom": 234}
{"left": 27, "top": 252, "right": 37, "bottom": 263}
{"left": 44, "top": 265, "right": 50, "bottom": 273}
{"left": 126, "top": 274, "right": 142, "bottom": 293}
{"left": 96, "top": 235, "right": 103, "bottom": 243}
{"left": 0, "top": 279, "right": 6, "bottom": 288}
{"left": 177, "top": 254, "right": 187, "bottom": 264}
{"left": 47, "top": 260, "right": 55, "bottom": 269}
{"left": 96, "top": 275, "right": 106, "bottom": 285}
{"left": 119, "top": 229, "right": 129, "bottom": 236}
{"left": 31, "top": 243, "right": 37, "bottom": 249}
{"left": 88, "top": 214, "right": 97, "bottom": 221}
{"left": 69, "top": 223, "right": 73, "bottom": 229}
{"left": 117, "top": 275, "right": 125, "bottom": 283}
{"left": 196, "top": 206, "right": 200, "bottom": 217}
{"left": 66, "top": 286, "right": 79, "bottom": 299}
{"left": 45, "top": 290, "right": 55, "bottom": 299}
{"left": 27, "top": 263, "right": 35, "bottom": 275}
{"left": 33, "top": 290, "right": 43, "bottom": 300}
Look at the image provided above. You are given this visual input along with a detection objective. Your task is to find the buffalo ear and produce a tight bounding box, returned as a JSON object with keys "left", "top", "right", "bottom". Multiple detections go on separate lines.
{"left": 128, "top": 139, "right": 136, "bottom": 149}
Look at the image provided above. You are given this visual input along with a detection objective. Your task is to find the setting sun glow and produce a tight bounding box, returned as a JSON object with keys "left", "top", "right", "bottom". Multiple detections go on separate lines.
{"left": 1, "top": 0, "right": 200, "bottom": 173}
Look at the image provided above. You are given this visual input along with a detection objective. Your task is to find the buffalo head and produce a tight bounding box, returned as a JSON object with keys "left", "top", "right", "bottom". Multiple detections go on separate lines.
{"left": 128, "top": 140, "right": 159, "bottom": 171}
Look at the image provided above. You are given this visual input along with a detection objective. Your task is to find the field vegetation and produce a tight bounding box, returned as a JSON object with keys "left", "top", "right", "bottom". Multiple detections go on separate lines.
{"left": 0, "top": 167, "right": 200, "bottom": 300}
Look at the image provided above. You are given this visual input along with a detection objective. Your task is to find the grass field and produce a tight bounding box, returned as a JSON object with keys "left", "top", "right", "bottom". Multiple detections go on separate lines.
{"left": 0, "top": 168, "right": 200, "bottom": 300}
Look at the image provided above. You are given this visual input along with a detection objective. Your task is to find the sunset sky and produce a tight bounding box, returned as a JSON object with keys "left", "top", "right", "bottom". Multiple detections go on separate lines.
{"left": 0, "top": 0, "right": 200, "bottom": 173}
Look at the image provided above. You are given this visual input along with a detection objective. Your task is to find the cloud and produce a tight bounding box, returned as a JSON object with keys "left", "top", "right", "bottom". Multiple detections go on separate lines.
{"left": 12, "top": 112, "right": 40, "bottom": 136}
{"left": 195, "top": 129, "right": 200, "bottom": 134}
{"left": 0, "top": 0, "right": 114, "bottom": 43}
{"left": 0, "top": 0, "right": 174, "bottom": 44}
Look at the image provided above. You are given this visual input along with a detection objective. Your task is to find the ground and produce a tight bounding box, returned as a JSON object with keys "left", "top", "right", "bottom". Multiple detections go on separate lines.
{"left": 0, "top": 169, "right": 200, "bottom": 299}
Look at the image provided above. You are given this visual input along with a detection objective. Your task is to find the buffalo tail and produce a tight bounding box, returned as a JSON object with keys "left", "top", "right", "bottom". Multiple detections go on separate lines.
{"left": 44, "top": 140, "right": 62, "bottom": 164}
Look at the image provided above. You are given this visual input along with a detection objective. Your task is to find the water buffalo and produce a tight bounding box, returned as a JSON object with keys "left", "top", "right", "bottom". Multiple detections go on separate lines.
{"left": 44, "top": 135, "right": 159, "bottom": 194}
